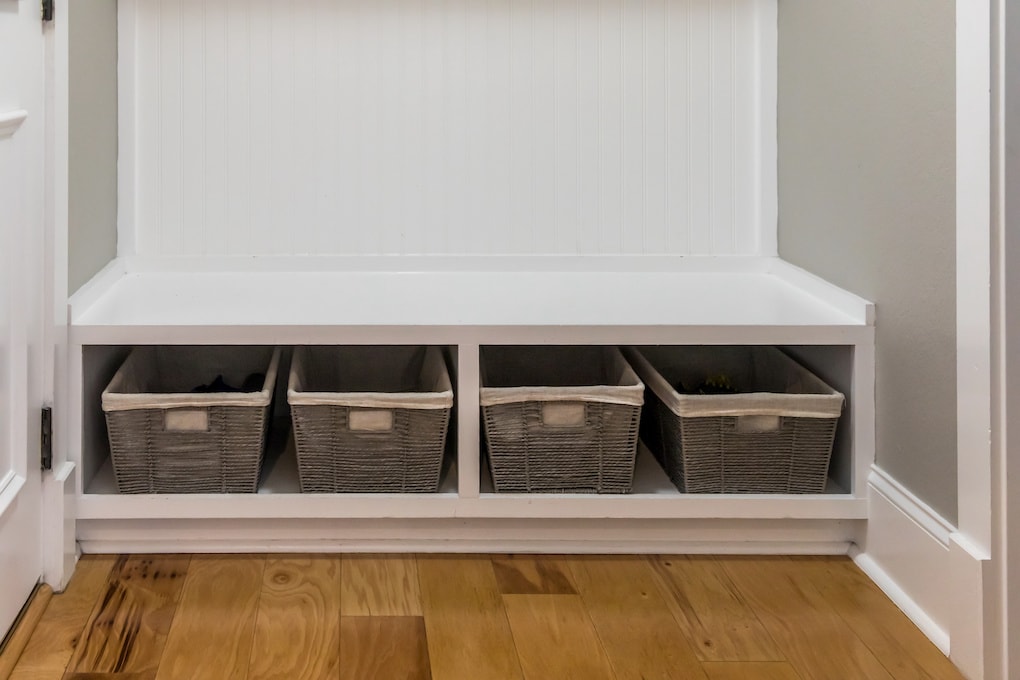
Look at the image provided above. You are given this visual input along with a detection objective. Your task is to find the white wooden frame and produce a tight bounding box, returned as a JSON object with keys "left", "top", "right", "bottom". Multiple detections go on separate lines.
{"left": 954, "top": 0, "right": 1001, "bottom": 677}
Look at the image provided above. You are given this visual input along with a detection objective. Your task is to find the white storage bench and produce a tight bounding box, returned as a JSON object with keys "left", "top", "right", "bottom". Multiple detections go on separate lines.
{"left": 68, "top": 254, "right": 875, "bottom": 553}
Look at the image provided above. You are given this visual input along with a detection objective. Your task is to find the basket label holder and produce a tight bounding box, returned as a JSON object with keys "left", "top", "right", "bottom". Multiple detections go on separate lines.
{"left": 349, "top": 409, "right": 394, "bottom": 432}
{"left": 164, "top": 409, "right": 210, "bottom": 432}
{"left": 734, "top": 414, "right": 782, "bottom": 433}
{"left": 542, "top": 402, "right": 586, "bottom": 428}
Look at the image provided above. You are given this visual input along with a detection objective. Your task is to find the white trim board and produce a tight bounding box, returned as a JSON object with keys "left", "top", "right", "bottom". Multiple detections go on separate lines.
{"left": 857, "top": 466, "right": 952, "bottom": 652}
{"left": 76, "top": 516, "right": 860, "bottom": 555}
{"left": 855, "top": 465, "right": 988, "bottom": 677}
{"left": 67, "top": 256, "right": 874, "bottom": 344}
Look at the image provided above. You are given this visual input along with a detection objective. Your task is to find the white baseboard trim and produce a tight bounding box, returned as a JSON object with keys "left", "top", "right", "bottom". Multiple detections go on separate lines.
{"left": 76, "top": 517, "right": 860, "bottom": 556}
{"left": 78, "top": 538, "right": 857, "bottom": 555}
{"left": 857, "top": 465, "right": 989, "bottom": 678}
{"left": 856, "top": 466, "right": 954, "bottom": 656}
{"left": 867, "top": 465, "right": 955, "bottom": 544}
{"left": 42, "top": 462, "right": 77, "bottom": 592}
{"left": 851, "top": 547, "right": 951, "bottom": 654}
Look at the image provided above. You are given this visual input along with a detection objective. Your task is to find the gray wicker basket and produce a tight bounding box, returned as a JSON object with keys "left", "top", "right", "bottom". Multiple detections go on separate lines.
{"left": 480, "top": 346, "right": 644, "bottom": 494}
{"left": 288, "top": 346, "right": 453, "bottom": 493}
{"left": 623, "top": 346, "right": 844, "bottom": 494}
{"left": 102, "top": 346, "right": 281, "bottom": 494}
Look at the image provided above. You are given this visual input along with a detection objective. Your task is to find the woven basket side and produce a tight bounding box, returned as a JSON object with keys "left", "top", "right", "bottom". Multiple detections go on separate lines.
{"left": 105, "top": 404, "right": 269, "bottom": 494}
{"left": 291, "top": 404, "right": 450, "bottom": 493}
{"left": 658, "top": 410, "right": 838, "bottom": 494}
{"left": 482, "top": 401, "right": 640, "bottom": 494}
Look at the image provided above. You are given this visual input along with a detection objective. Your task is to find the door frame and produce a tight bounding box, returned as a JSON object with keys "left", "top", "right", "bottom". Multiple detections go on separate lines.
{"left": 39, "top": 0, "right": 75, "bottom": 591}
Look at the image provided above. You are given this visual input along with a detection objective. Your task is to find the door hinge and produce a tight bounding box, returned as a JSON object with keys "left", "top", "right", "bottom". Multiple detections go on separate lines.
{"left": 40, "top": 407, "right": 52, "bottom": 471}
{"left": 42, "top": 0, "right": 54, "bottom": 22}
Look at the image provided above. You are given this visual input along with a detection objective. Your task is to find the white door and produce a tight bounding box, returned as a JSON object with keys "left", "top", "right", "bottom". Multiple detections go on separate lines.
{"left": 0, "top": 0, "right": 49, "bottom": 639}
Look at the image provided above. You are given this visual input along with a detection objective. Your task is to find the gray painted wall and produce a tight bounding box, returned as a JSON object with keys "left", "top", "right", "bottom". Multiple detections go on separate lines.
{"left": 68, "top": 0, "right": 118, "bottom": 294}
{"left": 777, "top": 0, "right": 957, "bottom": 522}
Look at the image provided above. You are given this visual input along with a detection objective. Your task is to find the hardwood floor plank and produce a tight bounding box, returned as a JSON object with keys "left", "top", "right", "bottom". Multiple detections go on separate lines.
{"left": 793, "top": 557, "right": 966, "bottom": 680}
{"left": 341, "top": 556, "right": 421, "bottom": 616}
{"left": 651, "top": 555, "right": 783, "bottom": 662}
{"left": 417, "top": 556, "right": 522, "bottom": 680}
{"left": 720, "top": 557, "right": 895, "bottom": 680}
{"left": 9, "top": 672, "right": 60, "bottom": 680}
{"left": 68, "top": 556, "right": 190, "bottom": 675}
{"left": 152, "top": 556, "right": 264, "bottom": 680}
{"left": 247, "top": 556, "right": 342, "bottom": 680}
{"left": 701, "top": 661, "right": 803, "bottom": 680}
{"left": 0, "top": 585, "right": 53, "bottom": 679}
{"left": 62, "top": 673, "right": 155, "bottom": 680}
{"left": 10, "top": 556, "right": 118, "bottom": 680}
{"left": 339, "top": 617, "right": 430, "bottom": 680}
{"left": 502, "top": 594, "right": 616, "bottom": 680}
{"left": 566, "top": 556, "right": 708, "bottom": 679}
{"left": 10, "top": 553, "right": 968, "bottom": 680}
{"left": 491, "top": 556, "right": 576, "bottom": 595}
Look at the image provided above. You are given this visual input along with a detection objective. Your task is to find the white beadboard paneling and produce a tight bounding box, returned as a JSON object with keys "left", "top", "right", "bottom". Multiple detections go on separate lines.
{"left": 620, "top": 0, "right": 644, "bottom": 254}
{"left": 598, "top": 0, "right": 623, "bottom": 254}
{"left": 223, "top": 0, "right": 250, "bottom": 254}
{"left": 665, "top": 0, "right": 690, "bottom": 253}
{"left": 533, "top": 2, "right": 558, "bottom": 254}
{"left": 203, "top": 0, "right": 228, "bottom": 256}
{"left": 156, "top": 0, "right": 183, "bottom": 256}
{"left": 732, "top": 1, "right": 758, "bottom": 253}
{"left": 710, "top": 0, "right": 735, "bottom": 253}
{"left": 179, "top": 0, "right": 206, "bottom": 257}
{"left": 643, "top": 0, "right": 668, "bottom": 255}
{"left": 247, "top": 0, "right": 273, "bottom": 255}
{"left": 687, "top": 0, "right": 713, "bottom": 254}
{"left": 125, "top": 0, "right": 775, "bottom": 257}
{"left": 576, "top": 0, "right": 600, "bottom": 255}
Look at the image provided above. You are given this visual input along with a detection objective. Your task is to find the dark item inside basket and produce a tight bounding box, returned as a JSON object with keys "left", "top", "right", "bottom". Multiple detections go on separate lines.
{"left": 677, "top": 373, "right": 740, "bottom": 395}
{"left": 191, "top": 372, "right": 266, "bottom": 393}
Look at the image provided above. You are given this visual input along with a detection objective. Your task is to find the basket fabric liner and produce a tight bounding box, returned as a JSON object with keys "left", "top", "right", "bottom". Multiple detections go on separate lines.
{"left": 480, "top": 346, "right": 644, "bottom": 407}
{"left": 625, "top": 345, "right": 844, "bottom": 418}
{"left": 288, "top": 345, "right": 452, "bottom": 409}
{"left": 102, "top": 346, "right": 280, "bottom": 411}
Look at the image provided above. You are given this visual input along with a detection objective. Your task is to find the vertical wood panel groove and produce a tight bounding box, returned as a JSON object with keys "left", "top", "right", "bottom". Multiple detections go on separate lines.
{"left": 685, "top": 0, "right": 692, "bottom": 253}
{"left": 201, "top": 0, "right": 207, "bottom": 256}
{"left": 709, "top": 3, "right": 715, "bottom": 255}
{"left": 177, "top": 1, "right": 183, "bottom": 257}
{"left": 130, "top": 0, "right": 770, "bottom": 258}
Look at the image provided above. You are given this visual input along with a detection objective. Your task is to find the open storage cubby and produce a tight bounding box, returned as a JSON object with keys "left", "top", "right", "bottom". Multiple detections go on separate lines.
{"left": 476, "top": 344, "right": 858, "bottom": 497}
{"left": 79, "top": 345, "right": 461, "bottom": 497}
{"left": 66, "top": 0, "right": 876, "bottom": 552}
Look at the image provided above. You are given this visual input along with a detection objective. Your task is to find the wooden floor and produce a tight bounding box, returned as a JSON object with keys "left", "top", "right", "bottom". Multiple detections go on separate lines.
{"left": 2, "top": 554, "right": 965, "bottom": 680}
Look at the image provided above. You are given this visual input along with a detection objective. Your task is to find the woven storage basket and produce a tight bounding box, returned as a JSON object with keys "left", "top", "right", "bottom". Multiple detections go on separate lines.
{"left": 623, "top": 346, "right": 844, "bottom": 494}
{"left": 480, "top": 346, "right": 644, "bottom": 494}
{"left": 102, "top": 346, "right": 281, "bottom": 494}
{"left": 288, "top": 346, "right": 453, "bottom": 493}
